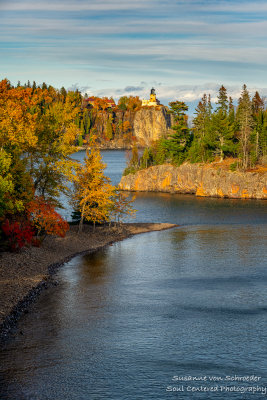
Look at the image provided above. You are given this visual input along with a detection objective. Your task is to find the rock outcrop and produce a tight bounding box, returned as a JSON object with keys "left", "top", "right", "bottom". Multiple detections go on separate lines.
{"left": 133, "top": 107, "right": 173, "bottom": 146}
{"left": 91, "top": 106, "right": 173, "bottom": 148}
{"left": 119, "top": 163, "right": 267, "bottom": 200}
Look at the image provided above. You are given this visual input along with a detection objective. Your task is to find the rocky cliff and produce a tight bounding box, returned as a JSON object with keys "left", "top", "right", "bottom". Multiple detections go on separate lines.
{"left": 119, "top": 163, "right": 267, "bottom": 200}
{"left": 92, "top": 106, "right": 173, "bottom": 148}
{"left": 133, "top": 107, "right": 173, "bottom": 146}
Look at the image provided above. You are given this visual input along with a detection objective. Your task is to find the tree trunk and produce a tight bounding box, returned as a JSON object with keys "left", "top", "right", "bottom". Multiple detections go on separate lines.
{"left": 78, "top": 203, "right": 85, "bottom": 234}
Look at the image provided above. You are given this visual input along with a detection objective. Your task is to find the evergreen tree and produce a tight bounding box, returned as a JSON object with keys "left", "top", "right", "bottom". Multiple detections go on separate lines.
{"left": 140, "top": 147, "right": 151, "bottom": 169}
{"left": 60, "top": 87, "right": 67, "bottom": 102}
{"left": 251, "top": 91, "right": 265, "bottom": 163}
{"left": 212, "top": 86, "right": 235, "bottom": 160}
{"left": 106, "top": 116, "right": 113, "bottom": 140}
{"left": 162, "top": 101, "right": 191, "bottom": 164}
{"left": 216, "top": 85, "right": 228, "bottom": 113}
{"left": 190, "top": 94, "right": 212, "bottom": 162}
{"left": 237, "top": 85, "right": 254, "bottom": 169}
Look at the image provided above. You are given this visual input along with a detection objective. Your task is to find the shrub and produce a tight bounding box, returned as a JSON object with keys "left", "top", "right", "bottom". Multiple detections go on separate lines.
{"left": 1, "top": 219, "right": 35, "bottom": 251}
{"left": 27, "top": 197, "right": 69, "bottom": 239}
{"left": 230, "top": 162, "right": 238, "bottom": 171}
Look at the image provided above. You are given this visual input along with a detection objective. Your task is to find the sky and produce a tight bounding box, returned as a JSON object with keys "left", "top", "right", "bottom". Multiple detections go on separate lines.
{"left": 1, "top": 0, "right": 267, "bottom": 112}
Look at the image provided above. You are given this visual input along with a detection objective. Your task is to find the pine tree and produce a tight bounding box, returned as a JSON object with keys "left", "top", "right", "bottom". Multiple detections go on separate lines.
{"left": 212, "top": 86, "right": 235, "bottom": 160}
{"left": 237, "top": 85, "right": 254, "bottom": 169}
{"left": 161, "top": 101, "right": 191, "bottom": 165}
{"left": 216, "top": 85, "right": 228, "bottom": 114}
{"left": 60, "top": 87, "right": 67, "bottom": 102}
{"left": 251, "top": 91, "right": 265, "bottom": 163}
{"left": 190, "top": 94, "right": 212, "bottom": 162}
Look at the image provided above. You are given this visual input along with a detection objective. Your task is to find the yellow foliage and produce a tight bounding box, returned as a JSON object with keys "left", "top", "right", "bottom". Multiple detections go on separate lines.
{"left": 72, "top": 142, "right": 115, "bottom": 231}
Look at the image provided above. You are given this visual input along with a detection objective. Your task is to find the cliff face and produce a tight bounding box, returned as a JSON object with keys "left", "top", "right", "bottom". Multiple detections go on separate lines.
{"left": 119, "top": 164, "right": 267, "bottom": 200}
{"left": 92, "top": 106, "right": 172, "bottom": 148}
{"left": 133, "top": 107, "right": 173, "bottom": 146}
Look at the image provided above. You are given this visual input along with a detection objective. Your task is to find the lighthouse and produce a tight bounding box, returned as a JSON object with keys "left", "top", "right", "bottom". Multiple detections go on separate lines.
{"left": 142, "top": 88, "right": 161, "bottom": 106}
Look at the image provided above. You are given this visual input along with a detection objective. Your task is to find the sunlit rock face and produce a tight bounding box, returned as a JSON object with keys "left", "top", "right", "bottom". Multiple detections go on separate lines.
{"left": 133, "top": 107, "right": 174, "bottom": 146}
{"left": 91, "top": 106, "right": 173, "bottom": 148}
{"left": 119, "top": 163, "right": 267, "bottom": 200}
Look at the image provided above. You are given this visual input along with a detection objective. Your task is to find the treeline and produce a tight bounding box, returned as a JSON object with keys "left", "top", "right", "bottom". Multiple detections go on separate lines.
{"left": 11, "top": 81, "right": 142, "bottom": 146}
{"left": 126, "top": 85, "right": 267, "bottom": 174}
{"left": 79, "top": 95, "right": 142, "bottom": 145}
{"left": 0, "top": 79, "right": 134, "bottom": 251}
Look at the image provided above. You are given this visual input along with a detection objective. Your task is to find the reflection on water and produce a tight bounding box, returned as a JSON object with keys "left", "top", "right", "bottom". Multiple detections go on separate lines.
{"left": 0, "top": 150, "right": 267, "bottom": 399}
{"left": 1, "top": 224, "right": 267, "bottom": 399}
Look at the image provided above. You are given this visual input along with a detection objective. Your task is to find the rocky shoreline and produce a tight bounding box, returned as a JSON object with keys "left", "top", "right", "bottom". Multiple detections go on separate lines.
{"left": 119, "top": 162, "right": 267, "bottom": 200}
{"left": 0, "top": 222, "right": 177, "bottom": 343}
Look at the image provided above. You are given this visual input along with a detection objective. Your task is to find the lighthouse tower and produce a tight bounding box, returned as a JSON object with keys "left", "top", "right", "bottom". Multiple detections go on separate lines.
{"left": 142, "top": 88, "right": 161, "bottom": 106}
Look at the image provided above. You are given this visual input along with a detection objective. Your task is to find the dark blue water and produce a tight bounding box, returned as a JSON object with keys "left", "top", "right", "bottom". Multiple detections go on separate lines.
{"left": 0, "top": 151, "right": 267, "bottom": 400}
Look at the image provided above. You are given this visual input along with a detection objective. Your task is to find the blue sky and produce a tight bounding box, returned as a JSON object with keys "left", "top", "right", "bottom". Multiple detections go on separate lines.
{"left": 1, "top": 0, "right": 267, "bottom": 112}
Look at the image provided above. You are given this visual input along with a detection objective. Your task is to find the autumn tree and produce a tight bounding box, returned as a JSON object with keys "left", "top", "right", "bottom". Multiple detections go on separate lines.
{"left": 118, "top": 96, "right": 141, "bottom": 111}
{"left": 72, "top": 140, "right": 114, "bottom": 233}
{"left": 29, "top": 89, "right": 81, "bottom": 206}
{"left": 109, "top": 189, "right": 136, "bottom": 225}
{"left": 0, "top": 80, "right": 37, "bottom": 216}
{"left": 27, "top": 196, "right": 69, "bottom": 240}
{"left": 122, "top": 120, "right": 132, "bottom": 134}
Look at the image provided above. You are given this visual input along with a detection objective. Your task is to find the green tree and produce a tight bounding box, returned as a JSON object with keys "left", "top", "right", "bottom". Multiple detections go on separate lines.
{"left": 118, "top": 96, "right": 128, "bottom": 111}
{"left": 211, "top": 86, "right": 236, "bottom": 160}
{"left": 160, "top": 101, "right": 191, "bottom": 165}
{"left": 251, "top": 91, "right": 265, "bottom": 163}
{"left": 190, "top": 94, "right": 213, "bottom": 162}
{"left": 216, "top": 85, "right": 228, "bottom": 113}
{"left": 140, "top": 147, "right": 151, "bottom": 169}
{"left": 106, "top": 116, "right": 113, "bottom": 140}
{"left": 236, "top": 85, "right": 254, "bottom": 169}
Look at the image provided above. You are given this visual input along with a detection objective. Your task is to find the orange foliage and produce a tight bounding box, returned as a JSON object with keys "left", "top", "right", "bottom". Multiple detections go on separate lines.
{"left": 28, "top": 197, "right": 69, "bottom": 238}
{"left": 0, "top": 79, "right": 38, "bottom": 150}
{"left": 122, "top": 121, "right": 132, "bottom": 133}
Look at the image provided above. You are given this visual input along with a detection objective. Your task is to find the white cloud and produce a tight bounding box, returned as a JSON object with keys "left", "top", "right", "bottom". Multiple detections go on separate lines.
{"left": 3, "top": 0, "right": 266, "bottom": 14}
{"left": 92, "top": 83, "right": 267, "bottom": 106}
{"left": 0, "top": 0, "right": 156, "bottom": 11}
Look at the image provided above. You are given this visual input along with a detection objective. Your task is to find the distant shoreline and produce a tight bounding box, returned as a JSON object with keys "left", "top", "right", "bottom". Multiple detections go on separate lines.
{"left": 0, "top": 222, "right": 177, "bottom": 343}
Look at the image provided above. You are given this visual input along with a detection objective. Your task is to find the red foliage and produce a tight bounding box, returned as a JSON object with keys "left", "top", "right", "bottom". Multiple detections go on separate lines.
{"left": 27, "top": 197, "right": 69, "bottom": 238}
{"left": 2, "top": 219, "right": 35, "bottom": 251}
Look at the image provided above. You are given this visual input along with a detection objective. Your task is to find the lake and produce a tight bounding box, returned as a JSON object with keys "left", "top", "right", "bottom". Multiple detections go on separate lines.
{"left": 0, "top": 150, "right": 266, "bottom": 399}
